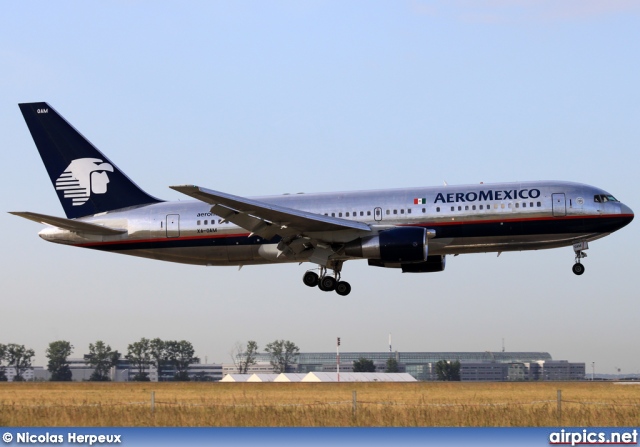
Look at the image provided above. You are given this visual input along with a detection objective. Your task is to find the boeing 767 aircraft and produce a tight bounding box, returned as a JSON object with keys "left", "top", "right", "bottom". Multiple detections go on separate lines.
{"left": 11, "top": 102, "right": 634, "bottom": 295}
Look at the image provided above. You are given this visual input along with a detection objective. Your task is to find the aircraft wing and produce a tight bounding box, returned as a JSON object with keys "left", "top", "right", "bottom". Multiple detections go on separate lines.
{"left": 170, "top": 185, "right": 371, "bottom": 239}
{"left": 9, "top": 211, "right": 127, "bottom": 236}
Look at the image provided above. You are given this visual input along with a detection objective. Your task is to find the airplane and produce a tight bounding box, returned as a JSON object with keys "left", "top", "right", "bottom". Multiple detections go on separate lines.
{"left": 11, "top": 102, "right": 634, "bottom": 296}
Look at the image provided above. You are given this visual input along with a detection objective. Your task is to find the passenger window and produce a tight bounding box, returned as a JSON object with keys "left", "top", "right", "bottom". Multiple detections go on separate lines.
{"left": 458, "top": 206, "right": 462, "bottom": 211}
{"left": 522, "top": 203, "right": 526, "bottom": 208}
{"left": 339, "top": 212, "right": 343, "bottom": 217}
{"left": 479, "top": 205, "right": 483, "bottom": 210}
{"left": 530, "top": 202, "right": 533, "bottom": 207}
{"left": 393, "top": 210, "right": 397, "bottom": 215}
{"left": 422, "top": 208, "right": 426, "bottom": 213}
{"left": 331, "top": 213, "right": 335, "bottom": 217}
{"left": 346, "top": 212, "right": 349, "bottom": 217}
{"left": 451, "top": 206, "right": 454, "bottom": 211}
{"left": 501, "top": 204, "right": 505, "bottom": 209}
{"left": 400, "top": 209, "right": 404, "bottom": 214}
{"left": 494, "top": 204, "right": 498, "bottom": 209}
{"left": 367, "top": 211, "right": 371, "bottom": 216}
{"left": 472, "top": 205, "right": 476, "bottom": 210}
{"left": 386, "top": 210, "right": 390, "bottom": 215}
{"left": 537, "top": 202, "right": 541, "bottom": 207}
{"left": 515, "top": 203, "right": 519, "bottom": 208}
{"left": 204, "top": 220, "right": 208, "bottom": 225}
{"left": 436, "top": 207, "right": 440, "bottom": 212}
{"left": 197, "top": 220, "right": 201, "bottom": 225}
{"left": 407, "top": 209, "right": 411, "bottom": 214}
{"left": 465, "top": 205, "right": 469, "bottom": 211}
{"left": 360, "top": 211, "right": 364, "bottom": 216}
{"left": 507, "top": 203, "right": 512, "bottom": 209}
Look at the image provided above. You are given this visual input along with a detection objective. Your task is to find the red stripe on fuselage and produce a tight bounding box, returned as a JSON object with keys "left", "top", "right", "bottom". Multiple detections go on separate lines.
{"left": 400, "top": 213, "right": 633, "bottom": 227}
{"left": 73, "top": 213, "right": 631, "bottom": 248}
{"left": 75, "top": 232, "right": 252, "bottom": 248}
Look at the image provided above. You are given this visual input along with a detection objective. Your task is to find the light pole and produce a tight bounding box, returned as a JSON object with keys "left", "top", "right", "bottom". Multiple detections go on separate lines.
{"left": 337, "top": 337, "right": 341, "bottom": 383}
{"left": 591, "top": 362, "right": 595, "bottom": 381}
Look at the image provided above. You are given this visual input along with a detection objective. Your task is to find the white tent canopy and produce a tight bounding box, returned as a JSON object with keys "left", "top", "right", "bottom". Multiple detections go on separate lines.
{"left": 274, "top": 373, "right": 307, "bottom": 382}
{"left": 247, "top": 374, "right": 280, "bottom": 382}
{"left": 301, "top": 372, "right": 417, "bottom": 382}
{"left": 220, "top": 374, "right": 251, "bottom": 382}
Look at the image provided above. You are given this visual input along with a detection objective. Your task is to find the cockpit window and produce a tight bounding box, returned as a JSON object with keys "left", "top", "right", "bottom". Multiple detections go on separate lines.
{"left": 594, "top": 194, "right": 619, "bottom": 203}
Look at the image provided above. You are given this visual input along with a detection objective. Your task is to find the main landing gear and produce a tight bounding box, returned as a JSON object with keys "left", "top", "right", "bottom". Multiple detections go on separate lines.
{"left": 302, "top": 264, "right": 352, "bottom": 296}
{"left": 572, "top": 241, "right": 588, "bottom": 276}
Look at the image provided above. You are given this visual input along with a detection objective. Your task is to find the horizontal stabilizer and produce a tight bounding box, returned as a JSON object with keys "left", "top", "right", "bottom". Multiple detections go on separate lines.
{"left": 9, "top": 211, "right": 127, "bottom": 236}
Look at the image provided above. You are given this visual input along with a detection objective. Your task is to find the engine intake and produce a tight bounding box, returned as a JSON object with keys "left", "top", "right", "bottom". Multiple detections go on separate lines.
{"left": 344, "top": 227, "right": 428, "bottom": 264}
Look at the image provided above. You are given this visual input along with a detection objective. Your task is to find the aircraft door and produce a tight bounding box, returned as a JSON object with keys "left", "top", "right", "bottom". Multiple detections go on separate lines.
{"left": 166, "top": 214, "right": 180, "bottom": 237}
{"left": 374, "top": 207, "right": 383, "bottom": 222}
{"left": 552, "top": 194, "right": 566, "bottom": 217}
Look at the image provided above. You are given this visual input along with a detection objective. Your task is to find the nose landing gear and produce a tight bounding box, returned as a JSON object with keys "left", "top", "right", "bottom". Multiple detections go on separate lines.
{"left": 572, "top": 241, "right": 588, "bottom": 276}
{"left": 302, "top": 263, "right": 352, "bottom": 296}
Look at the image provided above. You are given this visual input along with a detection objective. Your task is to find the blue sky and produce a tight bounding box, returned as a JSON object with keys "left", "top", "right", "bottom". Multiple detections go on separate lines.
{"left": 1, "top": 1, "right": 639, "bottom": 374}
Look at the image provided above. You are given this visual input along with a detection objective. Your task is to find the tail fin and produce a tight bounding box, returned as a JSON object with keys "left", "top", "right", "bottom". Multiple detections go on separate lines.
{"left": 19, "top": 102, "right": 162, "bottom": 219}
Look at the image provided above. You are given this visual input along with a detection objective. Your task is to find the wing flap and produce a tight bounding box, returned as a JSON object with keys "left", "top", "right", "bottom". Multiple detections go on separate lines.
{"left": 211, "top": 204, "right": 287, "bottom": 239}
{"left": 9, "top": 211, "right": 127, "bottom": 236}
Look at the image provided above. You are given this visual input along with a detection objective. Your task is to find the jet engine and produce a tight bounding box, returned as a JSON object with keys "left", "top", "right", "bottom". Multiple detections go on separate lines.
{"left": 344, "top": 227, "right": 428, "bottom": 264}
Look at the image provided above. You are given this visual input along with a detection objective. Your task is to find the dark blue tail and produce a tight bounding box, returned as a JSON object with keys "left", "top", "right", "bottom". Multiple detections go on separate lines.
{"left": 19, "top": 102, "right": 162, "bottom": 219}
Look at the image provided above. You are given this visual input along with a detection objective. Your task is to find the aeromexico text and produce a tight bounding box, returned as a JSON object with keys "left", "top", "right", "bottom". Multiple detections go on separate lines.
{"left": 434, "top": 188, "right": 541, "bottom": 204}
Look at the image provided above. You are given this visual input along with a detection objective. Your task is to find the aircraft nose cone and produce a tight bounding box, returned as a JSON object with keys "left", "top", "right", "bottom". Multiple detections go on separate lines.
{"left": 620, "top": 203, "right": 634, "bottom": 223}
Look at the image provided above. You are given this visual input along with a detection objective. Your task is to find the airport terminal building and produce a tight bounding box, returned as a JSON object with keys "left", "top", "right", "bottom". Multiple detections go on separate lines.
{"left": 223, "top": 351, "right": 585, "bottom": 381}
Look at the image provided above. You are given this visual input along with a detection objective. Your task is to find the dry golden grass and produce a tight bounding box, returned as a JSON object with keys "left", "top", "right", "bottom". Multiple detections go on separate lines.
{"left": 1, "top": 381, "right": 640, "bottom": 427}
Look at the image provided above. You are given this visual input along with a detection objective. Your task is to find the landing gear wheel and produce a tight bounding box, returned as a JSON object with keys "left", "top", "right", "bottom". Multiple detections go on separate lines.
{"left": 319, "top": 276, "right": 336, "bottom": 292}
{"left": 335, "top": 281, "right": 351, "bottom": 296}
{"left": 572, "top": 263, "right": 585, "bottom": 275}
{"left": 302, "top": 271, "right": 319, "bottom": 287}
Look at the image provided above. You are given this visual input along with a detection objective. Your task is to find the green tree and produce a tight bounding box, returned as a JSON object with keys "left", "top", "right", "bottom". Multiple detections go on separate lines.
{"left": 126, "top": 338, "right": 152, "bottom": 381}
{"left": 86, "top": 341, "right": 120, "bottom": 381}
{"left": 46, "top": 340, "right": 74, "bottom": 381}
{"left": 353, "top": 357, "right": 376, "bottom": 372}
{"left": 232, "top": 340, "right": 259, "bottom": 374}
{"left": 6, "top": 344, "right": 35, "bottom": 381}
{"left": 385, "top": 357, "right": 399, "bottom": 373}
{"left": 165, "top": 340, "right": 196, "bottom": 381}
{"left": 435, "top": 360, "right": 461, "bottom": 381}
{"left": 149, "top": 338, "right": 169, "bottom": 381}
{"left": 265, "top": 340, "right": 299, "bottom": 373}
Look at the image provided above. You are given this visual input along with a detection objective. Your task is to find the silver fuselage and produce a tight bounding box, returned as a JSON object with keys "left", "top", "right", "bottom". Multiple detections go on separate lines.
{"left": 38, "top": 180, "right": 634, "bottom": 267}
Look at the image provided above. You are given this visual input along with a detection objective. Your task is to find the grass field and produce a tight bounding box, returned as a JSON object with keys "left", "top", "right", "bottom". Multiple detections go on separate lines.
{"left": 1, "top": 381, "right": 639, "bottom": 427}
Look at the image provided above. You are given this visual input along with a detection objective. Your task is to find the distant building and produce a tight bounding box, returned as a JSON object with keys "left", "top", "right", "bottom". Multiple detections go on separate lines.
{"left": 34, "top": 358, "right": 223, "bottom": 382}
{"left": 224, "top": 351, "right": 585, "bottom": 382}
